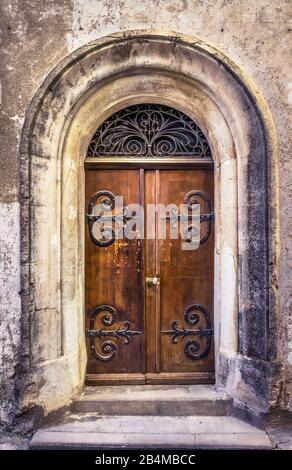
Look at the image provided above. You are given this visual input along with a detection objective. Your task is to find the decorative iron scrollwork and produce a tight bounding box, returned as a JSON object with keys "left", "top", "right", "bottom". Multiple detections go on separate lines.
{"left": 162, "top": 304, "right": 213, "bottom": 360}
{"left": 86, "top": 104, "right": 212, "bottom": 159}
{"left": 184, "top": 190, "right": 213, "bottom": 245}
{"left": 161, "top": 190, "right": 213, "bottom": 245}
{"left": 86, "top": 190, "right": 115, "bottom": 247}
{"left": 86, "top": 190, "right": 140, "bottom": 247}
{"left": 86, "top": 305, "right": 142, "bottom": 362}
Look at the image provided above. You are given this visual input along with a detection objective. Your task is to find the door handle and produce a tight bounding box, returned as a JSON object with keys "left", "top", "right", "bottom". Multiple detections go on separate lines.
{"left": 145, "top": 276, "right": 160, "bottom": 286}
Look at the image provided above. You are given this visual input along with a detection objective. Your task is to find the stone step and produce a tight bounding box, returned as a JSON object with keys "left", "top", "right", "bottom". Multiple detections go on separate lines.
{"left": 30, "top": 414, "right": 273, "bottom": 449}
{"left": 72, "top": 385, "right": 232, "bottom": 416}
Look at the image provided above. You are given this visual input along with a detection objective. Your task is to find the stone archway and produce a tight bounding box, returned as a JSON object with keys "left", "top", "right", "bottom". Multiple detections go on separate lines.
{"left": 19, "top": 30, "right": 279, "bottom": 423}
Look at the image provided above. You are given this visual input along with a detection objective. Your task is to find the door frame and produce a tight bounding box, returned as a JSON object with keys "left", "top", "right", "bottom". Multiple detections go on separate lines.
{"left": 19, "top": 31, "right": 278, "bottom": 421}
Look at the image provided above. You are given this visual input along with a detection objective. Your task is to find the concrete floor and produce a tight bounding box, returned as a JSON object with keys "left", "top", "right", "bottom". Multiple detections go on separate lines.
{"left": 72, "top": 385, "right": 232, "bottom": 416}
{"left": 3, "top": 386, "right": 291, "bottom": 450}
{"left": 30, "top": 414, "right": 273, "bottom": 449}
{"left": 0, "top": 430, "right": 29, "bottom": 450}
{"left": 30, "top": 386, "right": 273, "bottom": 450}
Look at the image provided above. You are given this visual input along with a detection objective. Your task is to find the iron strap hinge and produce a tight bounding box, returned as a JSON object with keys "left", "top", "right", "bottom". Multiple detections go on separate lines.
{"left": 161, "top": 212, "right": 214, "bottom": 222}
{"left": 201, "top": 212, "right": 214, "bottom": 222}
{"left": 85, "top": 325, "right": 142, "bottom": 339}
{"left": 85, "top": 213, "right": 141, "bottom": 224}
{"left": 86, "top": 213, "right": 214, "bottom": 223}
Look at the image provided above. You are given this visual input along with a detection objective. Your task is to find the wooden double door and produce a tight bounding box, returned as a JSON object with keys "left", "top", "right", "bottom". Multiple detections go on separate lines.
{"left": 85, "top": 168, "right": 214, "bottom": 385}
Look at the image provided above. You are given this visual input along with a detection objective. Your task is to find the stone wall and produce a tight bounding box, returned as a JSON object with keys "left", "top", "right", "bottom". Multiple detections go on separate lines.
{"left": 0, "top": 0, "right": 291, "bottom": 426}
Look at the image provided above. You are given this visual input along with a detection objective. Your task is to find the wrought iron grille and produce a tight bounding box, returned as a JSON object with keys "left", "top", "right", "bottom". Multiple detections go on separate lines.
{"left": 86, "top": 104, "right": 212, "bottom": 159}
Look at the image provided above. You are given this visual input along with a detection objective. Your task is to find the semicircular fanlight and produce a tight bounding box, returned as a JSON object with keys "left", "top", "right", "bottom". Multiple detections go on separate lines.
{"left": 86, "top": 104, "right": 212, "bottom": 159}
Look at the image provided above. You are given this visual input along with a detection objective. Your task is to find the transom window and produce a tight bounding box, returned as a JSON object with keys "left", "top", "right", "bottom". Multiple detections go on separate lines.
{"left": 86, "top": 104, "right": 212, "bottom": 159}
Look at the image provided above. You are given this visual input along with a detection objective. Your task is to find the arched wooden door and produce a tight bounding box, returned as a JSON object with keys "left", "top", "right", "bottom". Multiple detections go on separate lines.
{"left": 84, "top": 104, "right": 214, "bottom": 385}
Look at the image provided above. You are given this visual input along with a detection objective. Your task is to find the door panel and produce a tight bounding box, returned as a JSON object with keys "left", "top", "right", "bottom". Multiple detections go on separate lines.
{"left": 158, "top": 170, "right": 214, "bottom": 376}
{"left": 85, "top": 169, "right": 144, "bottom": 377}
{"left": 85, "top": 168, "right": 214, "bottom": 384}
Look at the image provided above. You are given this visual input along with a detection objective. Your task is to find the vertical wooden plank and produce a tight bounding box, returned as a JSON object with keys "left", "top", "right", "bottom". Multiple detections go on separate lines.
{"left": 85, "top": 169, "right": 144, "bottom": 377}
{"left": 139, "top": 169, "right": 146, "bottom": 374}
{"left": 144, "top": 170, "right": 157, "bottom": 373}
{"left": 157, "top": 169, "right": 215, "bottom": 376}
{"left": 155, "top": 169, "right": 161, "bottom": 373}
